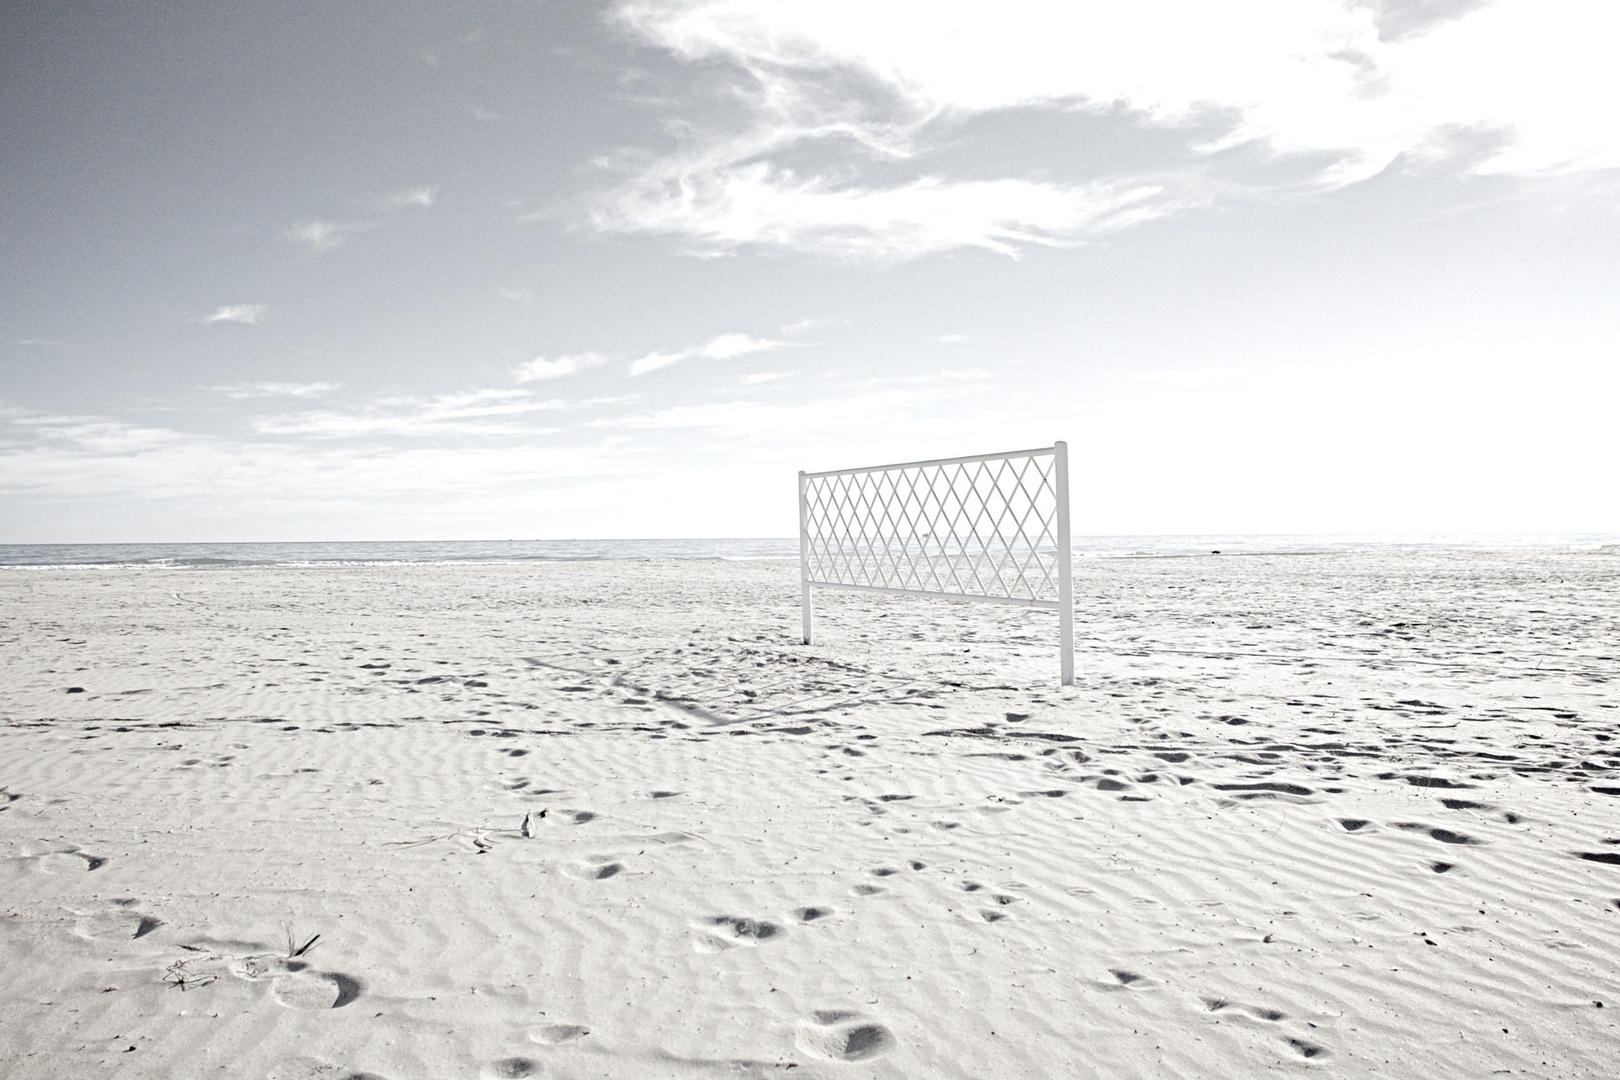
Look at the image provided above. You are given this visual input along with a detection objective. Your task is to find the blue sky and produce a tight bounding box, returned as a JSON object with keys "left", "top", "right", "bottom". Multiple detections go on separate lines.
{"left": 3, "top": 0, "right": 1617, "bottom": 541}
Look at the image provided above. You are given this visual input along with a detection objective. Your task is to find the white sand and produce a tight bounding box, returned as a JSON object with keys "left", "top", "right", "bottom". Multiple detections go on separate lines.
{"left": 2, "top": 551, "right": 1618, "bottom": 1079}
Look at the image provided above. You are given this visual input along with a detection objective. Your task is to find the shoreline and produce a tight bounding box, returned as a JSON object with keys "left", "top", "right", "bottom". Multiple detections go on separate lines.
{"left": 2, "top": 535, "right": 1616, "bottom": 571}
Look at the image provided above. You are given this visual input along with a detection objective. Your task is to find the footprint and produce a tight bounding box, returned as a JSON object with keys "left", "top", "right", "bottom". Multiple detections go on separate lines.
{"left": 23, "top": 841, "right": 107, "bottom": 873}
{"left": 1395, "top": 823, "right": 1483, "bottom": 846}
{"left": 1213, "top": 781, "right": 1314, "bottom": 797}
{"left": 792, "top": 906, "right": 843, "bottom": 924}
{"left": 849, "top": 884, "right": 886, "bottom": 897}
{"left": 530, "top": 1023, "right": 589, "bottom": 1045}
{"left": 262, "top": 1057, "right": 389, "bottom": 1080}
{"left": 271, "top": 972, "right": 363, "bottom": 1010}
{"left": 692, "top": 916, "right": 783, "bottom": 951}
{"left": 481, "top": 1058, "right": 539, "bottom": 1079}
{"left": 1339, "top": 819, "right": 1371, "bottom": 832}
{"left": 564, "top": 858, "right": 623, "bottom": 881}
{"left": 1109, "top": 969, "right": 1146, "bottom": 986}
{"left": 1287, "top": 1038, "right": 1327, "bottom": 1059}
{"left": 76, "top": 908, "right": 162, "bottom": 940}
{"left": 795, "top": 1011, "right": 896, "bottom": 1063}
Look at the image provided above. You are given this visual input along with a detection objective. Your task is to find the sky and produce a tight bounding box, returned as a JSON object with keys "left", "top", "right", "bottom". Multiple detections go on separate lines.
{"left": 2, "top": 0, "right": 1617, "bottom": 542}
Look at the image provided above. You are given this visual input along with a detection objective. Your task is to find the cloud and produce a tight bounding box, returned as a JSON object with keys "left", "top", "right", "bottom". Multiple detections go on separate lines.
{"left": 935, "top": 333, "right": 969, "bottom": 344}
{"left": 739, "top": 372, "right": 796, "bottom": 385}
{"left": 386, "top": 186, "right": 437, "bottom": 209}
{"left": 498, "top": 286, "right": 535, "bottom": 302}
{"left": 287, "top": 220, "right": 375, "bottom": 252}
{"left": 591, "top": 149, "right": 1194, "bottom": 262}
{"left": 628, "top": 332, "right": 786, "bottom": 376}
{"left": 199, "top": 304, "right": 268, "bottom": 325}
{"left": 513, "top": 352, "right": 610, "bottom": 382}
{"left": 210, "top": 382, "right": 339, "bottom": 399}
{"left": 778, "top": 317, "right": 839, "bottom": 335}
{"left": 699, "top": 332, "right": 785, "bottom": 359}
{"left": 599, "top": 0, "right": 1620, "bottom": 260}
{"left": 252, "top": 388, "right": 571, "bottom": 438}
{"left": 0, "top": 406, "right": 637, "bottom": 512}
{"left": 596, "top": 382, "right": 971, "bottom": 443}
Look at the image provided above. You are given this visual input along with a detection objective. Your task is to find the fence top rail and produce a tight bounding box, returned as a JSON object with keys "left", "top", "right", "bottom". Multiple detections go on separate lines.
{"left": 800, "top": 443, "right": 1058, "bottom": 480}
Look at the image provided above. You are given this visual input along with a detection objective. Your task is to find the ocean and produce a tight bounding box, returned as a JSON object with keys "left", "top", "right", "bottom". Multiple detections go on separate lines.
{"left": 0, "top": 534, "right": 1614, "bottom": 568}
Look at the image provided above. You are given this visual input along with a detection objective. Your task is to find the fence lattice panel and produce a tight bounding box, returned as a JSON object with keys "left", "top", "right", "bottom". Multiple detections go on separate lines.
{"left": 797, "top": 443, "right": 1074, "bottom": 683}
{"left": 801, "top": 451, "right": 1062, "bottom": 606}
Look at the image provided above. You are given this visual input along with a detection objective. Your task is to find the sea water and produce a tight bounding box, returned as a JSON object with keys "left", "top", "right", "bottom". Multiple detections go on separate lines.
{"left": 0, "top": 534, "right": 1613, "bottom": 567}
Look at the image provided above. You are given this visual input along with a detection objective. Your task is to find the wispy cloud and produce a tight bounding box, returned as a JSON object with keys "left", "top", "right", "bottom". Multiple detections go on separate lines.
{"left": 628, "top": 332, "right": 786, "bottom": 376}
{"left": 287, "top": 220, "right": 375, "bottom": 252}
{"left": 0, "top": 406, "right": 637, "bottom": 511}
{"left": 935, "top": 333, "right": 969, "bottom": 344}
{"left": 199, "top": 304, "right": 268, "bottom": 325}
{"left": 591, "top": 155, "right": 1200, "bottom": 262}
{"left": 595, "top": 382, "right": 970, "bottom": 442}
{"left": 252, "top": 388, "right": 569, "bottom": 439}
{"left": 498, "top": 286, "right": 535, "bottom": 302}
{"left": 598, "top": 0, "right": 1620, "bottom": 261}
{"left": 779, "top": 317, "right": 839, "bottom": 336}
{"left": 513, "top": 352, "right": 610, "bottom": 382}
{"left": 739, "top": 372, "right": 796, "bottom": 385}
{"left": 210, "top": 382, "right": 339, "bottom": 400}
{"left": 14, "top": 338, "right": 72, "bottom": 347}
{"left": 385, "top": 186, "right": 437, "bottom": 209}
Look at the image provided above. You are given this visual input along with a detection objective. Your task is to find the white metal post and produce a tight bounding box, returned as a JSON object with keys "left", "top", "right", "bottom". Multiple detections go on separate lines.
{"left": 1054, "top": 440, "right": 1074, "bottom": 685}
{"left": 798, "top": 469, "right": 814, "bottom": 644}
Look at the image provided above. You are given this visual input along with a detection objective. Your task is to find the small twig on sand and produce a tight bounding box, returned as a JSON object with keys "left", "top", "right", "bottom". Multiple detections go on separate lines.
{"left": 163, "top": 958, "right": 217, "bottom": 991}
{"left": 284, "top": 923, "right": 321, "bottom": 958}
{"left": 383, "top": 823, "right": 498, "bottom": 850}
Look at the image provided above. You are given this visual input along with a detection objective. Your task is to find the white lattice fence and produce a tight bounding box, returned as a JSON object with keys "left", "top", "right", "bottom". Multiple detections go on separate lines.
{"left": 798, "top": 442, "right": 1073, "bottom": 684}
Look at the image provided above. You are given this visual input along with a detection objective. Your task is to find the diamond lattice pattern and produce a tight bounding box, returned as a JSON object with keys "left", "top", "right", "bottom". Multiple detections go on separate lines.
{"left": 804, "top": 452, "right": 1061, "bottom": 604}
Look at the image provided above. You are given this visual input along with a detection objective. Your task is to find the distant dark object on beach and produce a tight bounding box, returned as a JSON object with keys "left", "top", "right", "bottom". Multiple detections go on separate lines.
{"left": 1211, "top": 550, "right": 1221, "bottom": 555}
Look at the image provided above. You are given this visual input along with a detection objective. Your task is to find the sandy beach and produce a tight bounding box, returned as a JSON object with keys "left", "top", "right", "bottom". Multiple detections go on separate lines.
{"left": 2, "top": 550, "right": 1617, "bottom": 1079}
